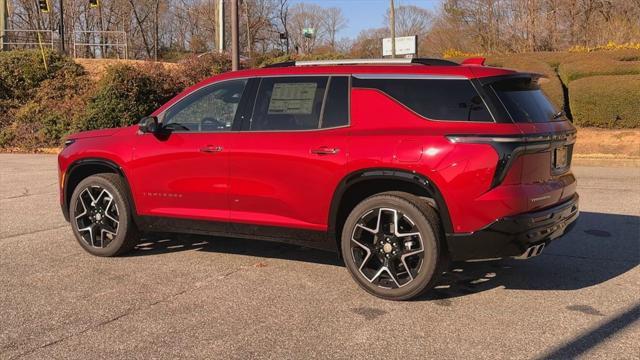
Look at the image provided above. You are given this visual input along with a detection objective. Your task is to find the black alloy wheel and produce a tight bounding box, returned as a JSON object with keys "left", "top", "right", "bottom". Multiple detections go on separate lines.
{"left": 342, "top": 192, "right": 441, "bottom": 300}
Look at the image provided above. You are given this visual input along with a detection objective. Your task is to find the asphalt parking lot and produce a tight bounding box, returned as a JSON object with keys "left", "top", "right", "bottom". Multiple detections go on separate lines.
{"left": 1, "top": 154, "right": 638, "bottom": 359}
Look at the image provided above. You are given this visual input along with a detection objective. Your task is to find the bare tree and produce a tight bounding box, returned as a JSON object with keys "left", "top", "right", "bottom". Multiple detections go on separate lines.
{"left": 288, "top": 3, "right": 324, "bottom": 54}
{"left": 321, "top": 7, "right": 347, "bottom": 51}
{"left": 384, "top": 4, "right": 433, "bottom": 37}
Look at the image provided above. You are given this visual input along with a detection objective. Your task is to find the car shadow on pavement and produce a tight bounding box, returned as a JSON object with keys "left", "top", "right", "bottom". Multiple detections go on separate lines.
{"left": 126, "top": 211, "right": 638, "bottom": 299}
{"left": 419, "top": 211, "right": 639, "bottom": 301}
{"left": 128, "top": 232, "right": 343, "bottom": 267}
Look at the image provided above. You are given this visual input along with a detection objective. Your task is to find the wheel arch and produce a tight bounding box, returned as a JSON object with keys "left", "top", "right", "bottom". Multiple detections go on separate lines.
{"left": 327, "top": 168, "right": 453, "bottom": 254}
{"left": 63, "top": 158, "right": 137, "bottom": 222}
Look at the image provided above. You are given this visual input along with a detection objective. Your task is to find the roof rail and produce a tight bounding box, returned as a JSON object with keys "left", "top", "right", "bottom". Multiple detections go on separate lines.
{"left": 264, "top": 58, "right": 460, "bottom": 68}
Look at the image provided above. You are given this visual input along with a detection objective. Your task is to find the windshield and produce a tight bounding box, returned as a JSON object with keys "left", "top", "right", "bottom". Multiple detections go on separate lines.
{"left": 491, "top": 77, "right": 561, "bottom": 123}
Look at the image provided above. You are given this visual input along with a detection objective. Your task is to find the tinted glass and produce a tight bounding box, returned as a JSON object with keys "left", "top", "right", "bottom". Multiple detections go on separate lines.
{"left": 163, "top": 79, "right": 247, "bottom": 132}
{"left": 491, "top": 78, "right": 559, "bottom": 123}
{"left": 353, "top": 78, "right": 493, "bottom": 122}
{"left": 321, "top": 76, "right": 349, "bottom": 128}
{"left": 250, "top": 77, "right": 328, "bottom": 130}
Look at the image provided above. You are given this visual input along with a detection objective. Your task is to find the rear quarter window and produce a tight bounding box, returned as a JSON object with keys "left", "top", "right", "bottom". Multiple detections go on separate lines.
{"left": 352, "top": 78, "right": 493, "bottom": 122}
{"left": 491, "top": 77, "right": 560, "bottom": 123}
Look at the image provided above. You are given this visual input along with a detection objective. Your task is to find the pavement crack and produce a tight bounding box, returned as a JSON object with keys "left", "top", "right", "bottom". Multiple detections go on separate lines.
{"left": 8, "top": 266, "right": 250, "bottom": 358}
{"left": 8, "top": 312, "right": 132, "bottom": 359}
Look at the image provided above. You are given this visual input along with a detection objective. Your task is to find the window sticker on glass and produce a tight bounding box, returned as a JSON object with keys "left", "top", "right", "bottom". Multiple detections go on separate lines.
{"left": 268, "top": 83, "right": 318, "bottom": 114}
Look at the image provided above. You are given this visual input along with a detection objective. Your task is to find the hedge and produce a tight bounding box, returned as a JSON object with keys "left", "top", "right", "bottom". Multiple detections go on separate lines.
{"left": 557, "top": 49, "right": 640, "bottom": 83}
{"left": 0, "top": 50, "right": 83, "bottom": 101}
{"left": 569, "top": 75, "right": 640, "bottom": 128}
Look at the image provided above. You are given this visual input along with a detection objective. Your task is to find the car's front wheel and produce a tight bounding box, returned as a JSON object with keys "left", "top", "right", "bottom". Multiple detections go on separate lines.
{"left": 341, "top": 192, "right": 442, "bottom": 300}
{"left": 69, "top": 173, "right": 140, "bottom": 257}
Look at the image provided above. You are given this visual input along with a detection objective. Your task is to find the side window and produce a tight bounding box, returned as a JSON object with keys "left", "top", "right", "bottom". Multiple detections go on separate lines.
{"left": 163, "top": 79, "right": 247, "bottom": 132}
{"left": 353, "top": 78, "right": 493, "bottom": 122}
{"left": 321, "top": 76, "right": 349, "bottom": 128}
{"left": 250, "top": 76, "right": 328, "bottom": 131}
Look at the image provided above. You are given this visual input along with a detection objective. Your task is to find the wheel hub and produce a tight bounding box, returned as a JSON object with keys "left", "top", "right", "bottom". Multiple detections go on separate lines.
{"left": 383, "top": 242, "right": 393, "bottom": 254}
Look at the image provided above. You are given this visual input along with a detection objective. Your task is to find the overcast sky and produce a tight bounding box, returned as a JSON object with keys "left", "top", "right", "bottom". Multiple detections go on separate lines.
{"left": 289, "top": 0, "right": 440, "bottom": 39}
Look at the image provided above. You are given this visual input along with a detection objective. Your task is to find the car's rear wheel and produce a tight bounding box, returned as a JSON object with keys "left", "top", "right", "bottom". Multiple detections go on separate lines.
{"left": 69, "top": 173, "right": 139, "bottom": 257}
{"left": 341, "top": 192, "right": 442, "bottom": 300}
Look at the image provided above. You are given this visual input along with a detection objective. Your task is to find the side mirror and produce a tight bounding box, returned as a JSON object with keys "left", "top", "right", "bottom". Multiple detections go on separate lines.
{"left": 138, "top": 116, "right": 159, "bottom": 134}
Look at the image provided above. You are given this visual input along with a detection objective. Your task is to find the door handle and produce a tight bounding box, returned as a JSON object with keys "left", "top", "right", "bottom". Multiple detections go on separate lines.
{"left": 200, "top": 145, "right": 223, "bottom": 153}
{"left": 310, "top": 146, "right": 340, "bottom": 155}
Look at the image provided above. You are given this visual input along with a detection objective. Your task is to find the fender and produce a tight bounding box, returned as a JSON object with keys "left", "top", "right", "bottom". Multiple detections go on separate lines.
{"left": 62, "top": 158, "right": 138, "bottom": 222}
{"left": 327, "top": 168, "right": 453, "bottom": 242}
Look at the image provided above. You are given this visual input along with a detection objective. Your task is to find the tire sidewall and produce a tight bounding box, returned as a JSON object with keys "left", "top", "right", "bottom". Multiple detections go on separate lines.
{"left": 69, "top": 175, "right": 132, "bottom": 257}
{"left": 341, "top": 195, "right": 440, "bottom": 300}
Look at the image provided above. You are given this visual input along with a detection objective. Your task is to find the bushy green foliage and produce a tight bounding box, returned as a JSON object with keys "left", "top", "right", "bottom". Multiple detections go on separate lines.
{"left": 77, "top": 63, "right": 182, "bottom": 131}
{"left": 0, "top": 50, "right": 88, "bottom": 148}
{"left": 569, "top": 75, "right": 640, "bottom": 128}
{"left": 0, "top": 50, "right": 83, "bottom": 101}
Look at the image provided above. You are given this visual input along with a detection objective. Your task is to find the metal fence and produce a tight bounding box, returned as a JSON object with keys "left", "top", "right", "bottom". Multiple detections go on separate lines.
{"left": 1, "top": 29, "right": 54, "bottom": 50}
{"left": 72, "top": 30, "right": 127, "bottom": 59}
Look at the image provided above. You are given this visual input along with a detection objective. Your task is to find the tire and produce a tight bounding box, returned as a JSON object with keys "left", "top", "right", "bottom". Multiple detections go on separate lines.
{"left": 341, "top": 191, "right": 442, "bottom": 300}
{"left": 69, "top": 173, "right": 140, "bottom": 257}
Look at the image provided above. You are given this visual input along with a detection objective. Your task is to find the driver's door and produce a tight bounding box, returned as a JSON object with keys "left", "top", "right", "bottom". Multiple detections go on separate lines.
{"left": 130, "top": 79, "right": 248, "bottom": 225}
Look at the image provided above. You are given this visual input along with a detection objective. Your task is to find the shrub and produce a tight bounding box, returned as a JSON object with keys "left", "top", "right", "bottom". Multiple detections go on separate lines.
{"left": 568, "top": 41, "right": 640, "bottom": 53}
{"left": 0, "top": 52, "right": 89, "bottom": 149}
{"left": 1, "top": 69, "right": 93, "bottom": 149}
{"left": 569, "top": 75, "right": 640, "bottom": 128}
{"left": 557, "top": 49, "right": 640, "bottom": 83}
{"left": 77, "top": 63, "right": 182, "bottom": 131}
{"left": 0, "top": 49, "right": 83, "bottom": 101}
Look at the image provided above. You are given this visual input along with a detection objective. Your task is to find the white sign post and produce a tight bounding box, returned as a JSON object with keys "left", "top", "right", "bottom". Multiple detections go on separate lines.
{"left": 382, "top": 36, "right": 417, "bottom": 57}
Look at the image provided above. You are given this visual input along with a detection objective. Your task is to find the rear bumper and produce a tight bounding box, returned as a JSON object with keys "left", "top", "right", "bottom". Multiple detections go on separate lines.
{"left": 446, "top": 193, "right": 579, "bottom": 261}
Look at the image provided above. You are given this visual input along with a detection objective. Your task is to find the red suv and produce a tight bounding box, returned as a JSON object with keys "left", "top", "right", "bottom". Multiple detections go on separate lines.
{"left": 58, "top": 58, "right": 578, "bottom": 300}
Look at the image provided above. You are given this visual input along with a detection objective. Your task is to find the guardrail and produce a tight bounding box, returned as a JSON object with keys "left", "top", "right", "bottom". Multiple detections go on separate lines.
{"left": 1, "top": 29, "right": 54, "bottom": 49}
{"left": 72, "top": 30, "right": 128, "bottom": 59}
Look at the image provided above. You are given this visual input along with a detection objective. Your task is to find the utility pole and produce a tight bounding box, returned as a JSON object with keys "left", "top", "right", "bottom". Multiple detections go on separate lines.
{"left": 58, "top": 0, "right": 65, "bottom": 53}
{"left": 231, "top": 0, "right": 239, "bottom": 70}
{"left": 217, "top": 0, "right": 224, "bottom": 52}
{"left": 1, "top": 0, "right": 7, "bottom": 51}
{"left": 389, "top": 0, "right": 396, "bottom": 58}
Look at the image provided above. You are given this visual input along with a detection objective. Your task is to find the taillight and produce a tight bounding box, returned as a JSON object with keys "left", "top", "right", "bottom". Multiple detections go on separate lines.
{"left": 446, "top": 131, "right": 576, "bottom": 188}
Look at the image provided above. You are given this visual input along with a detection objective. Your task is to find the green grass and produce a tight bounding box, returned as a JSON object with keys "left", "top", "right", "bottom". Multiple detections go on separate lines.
{"left": 569, "top": 75, "right": 640, "bottom": 128}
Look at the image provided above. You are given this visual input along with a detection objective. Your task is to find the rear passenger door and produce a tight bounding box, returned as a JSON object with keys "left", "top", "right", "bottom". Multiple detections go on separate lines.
{"left": 228, "top": 76, "right": 350, "bottom": 240}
